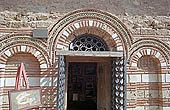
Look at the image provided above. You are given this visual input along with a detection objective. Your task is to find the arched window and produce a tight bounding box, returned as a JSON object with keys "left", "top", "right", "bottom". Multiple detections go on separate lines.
{"left": 137, "top": 55, "right": 162, "bottom": 109}
{"left": 69, "top": 34, "right": 109, "bottom": 51}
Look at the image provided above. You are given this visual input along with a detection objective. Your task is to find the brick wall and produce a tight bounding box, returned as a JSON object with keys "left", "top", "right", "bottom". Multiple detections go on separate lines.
{"left": 0, "top": 10, "right": 170, "bottom": 110}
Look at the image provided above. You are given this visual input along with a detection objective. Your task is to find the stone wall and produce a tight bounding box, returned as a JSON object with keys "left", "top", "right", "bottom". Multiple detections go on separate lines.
{"left": 0, "top": 10, "right": 170, "bottom": 110}
{"left": 0, "top": 0, "right": 170, "bottom": 16}
{"left": 0, "top": 11, "right": 169, "bottom": 46}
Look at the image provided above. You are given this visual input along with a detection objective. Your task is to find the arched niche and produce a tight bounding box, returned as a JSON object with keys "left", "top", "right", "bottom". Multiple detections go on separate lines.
{"left": 137, "top": 55, "right": 162, "bottom": 110}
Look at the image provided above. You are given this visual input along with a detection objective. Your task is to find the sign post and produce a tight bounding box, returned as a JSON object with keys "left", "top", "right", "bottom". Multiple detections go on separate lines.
{"left": 8, "top": 63, "right": 42, "bottom": 110}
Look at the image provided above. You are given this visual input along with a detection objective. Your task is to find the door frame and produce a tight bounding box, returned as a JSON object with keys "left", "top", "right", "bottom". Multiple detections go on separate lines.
{"left": 56, "top": 50, "right": 126, "bottom": 110}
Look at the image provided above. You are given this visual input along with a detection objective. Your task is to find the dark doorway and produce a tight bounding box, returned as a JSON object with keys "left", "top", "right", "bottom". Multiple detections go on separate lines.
{"left": 67, "top": 62, "right": 97, "bottom": 110}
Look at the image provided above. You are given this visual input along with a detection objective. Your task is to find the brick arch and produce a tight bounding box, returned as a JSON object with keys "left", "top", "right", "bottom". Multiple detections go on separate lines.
{"left": 0, "top": 33, "right": 50, "bottom": 69}
{"left": 129, "top": 47, "right": 166, "bottom": 67}
{"left": 128, "top": 38, "right": 170, "bottom": 67}
{"left": 57, "top": 26, "right": 117, "bottom": 51}
{"left": 49, "top": 9, "right": 133, "bottom": 62}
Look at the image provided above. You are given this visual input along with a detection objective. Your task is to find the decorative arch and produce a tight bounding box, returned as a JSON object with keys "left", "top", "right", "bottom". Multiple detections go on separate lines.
{"left": 48, "top": 9, "right": 133, "bottom": 62}
{"left": 128, "top": 38, "right": 170, "bottom": 67}
{"left": 69, "top": 33, "right": 109, "bottom": 51}
{"left": 0, "top": 33, "right": 51, "bottom": 69}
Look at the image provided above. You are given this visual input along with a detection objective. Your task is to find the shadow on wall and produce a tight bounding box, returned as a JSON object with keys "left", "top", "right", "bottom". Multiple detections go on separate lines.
{"left": 137, "top": 55, "right": 162, "bottom": 110}
{"left": 1, "top": 53, "right": 57, "bottom": 109}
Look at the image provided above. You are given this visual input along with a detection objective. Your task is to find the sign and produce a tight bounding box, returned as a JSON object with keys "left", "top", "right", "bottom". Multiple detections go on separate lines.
{"left": 8, "top": 63, "right": 42, "bottom": 110}
{"left": 8, "top": 88, "right": 42, "bottom": 110}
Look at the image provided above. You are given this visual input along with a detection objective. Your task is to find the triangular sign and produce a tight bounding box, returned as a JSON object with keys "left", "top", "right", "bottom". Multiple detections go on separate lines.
{"left": 15, "top": 63, "right": 29, "bottom": 90}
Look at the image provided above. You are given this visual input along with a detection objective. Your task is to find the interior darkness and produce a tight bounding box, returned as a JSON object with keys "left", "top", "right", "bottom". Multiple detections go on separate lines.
{"left": 67, "top": 62, "right": 97, "bottom": 110}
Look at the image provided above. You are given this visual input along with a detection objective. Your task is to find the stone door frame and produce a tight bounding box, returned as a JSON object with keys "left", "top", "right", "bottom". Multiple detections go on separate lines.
{"left": 56, "top": 51, "right": 126, "bottom": 110}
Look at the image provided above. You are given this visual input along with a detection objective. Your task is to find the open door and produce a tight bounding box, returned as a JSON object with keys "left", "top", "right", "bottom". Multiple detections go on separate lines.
{"left": 56, "top": 55, "right": 126, "bottom": 110}
{"left": 97, "top": 61, "right": 111, "bottom": 110}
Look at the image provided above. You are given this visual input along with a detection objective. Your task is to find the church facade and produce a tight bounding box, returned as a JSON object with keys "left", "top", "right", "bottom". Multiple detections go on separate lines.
{"left": 0, "top": 9, "right": 170, "bottom": 110}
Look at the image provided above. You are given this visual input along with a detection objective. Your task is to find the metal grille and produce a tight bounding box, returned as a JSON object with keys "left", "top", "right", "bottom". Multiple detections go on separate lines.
{"left": 69, "top": 34, "right": 108, "bottom": 51}
{"left": 111, "top": 57, "right": 126, "bottom": 110}
{"left": 57, "top": 56, "right": 66, "bottom": 110}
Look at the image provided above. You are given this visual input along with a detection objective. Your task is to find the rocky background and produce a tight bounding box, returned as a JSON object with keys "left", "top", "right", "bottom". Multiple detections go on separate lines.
{"left": 0, "top": 11, "right": 170, "bottom": 36}
{"left": 0, "top": 0, "right": 169, "bottom": 16}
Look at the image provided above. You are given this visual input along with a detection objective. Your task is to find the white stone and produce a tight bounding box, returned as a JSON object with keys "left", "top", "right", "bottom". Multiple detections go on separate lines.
{"left": 34, "top": 51, "right": 40, "bottom": 57}
{"left": 163, "top": 107, "right": 170, "bottom": 110}
{"left": 52, "top": 77, "right": 58, "bottom": 86}
{"left": 89, "top": 20, "right": 93, "bottom": 26}
{"left": 136, "top": 52, "right": 142, "bottom": 58}
{"left": 142, "top": 74, "right": 158, "bottom": 82}
{"left": 28, "top": 77, "right": 40, "bottom": 86}
{"left": 131, "top": 62, "right": 137, "bottom": 67}
{"left": 117, "top": 46, "right": 123, "bottom": 51}
{"left": 56, "top": 44, "right": 64, "bottom": 49}
{"left": 40, "top": 64, "right": 47, "bottom": 68}
{"left": 2, "top": 95, "right": 9, "bottom": 104}
{"left": 63, "top": 31, "right": 69, "bottom": 37}
{"left": 69, "top": 43, "right": 73, "bottom": 49}
{"left": 0, "top": 78, "right": 5, "bottom": 87}
{"left": 148, "top": 106, "right": 159, "bottom": 110}
{"left": 0, "top": 96, "right": 2, "bottom": 106}
{"left": 112, "top": 33, "right": 118, "bottom": 39}
{"left": 162, "top": 90, "right": 170, "bottom": 98}
{"left": 142, "top": 74, "right": 149, "bottom": 82}
{"left": 135, "top": 106, "right": 144, "bottom": 110}
{"left": 155, "top": 52, "right": 160, "bottom": 58}
{"left": 162, "top": 74, "right": 165, "bottom": 82}
{"left": 126, "top": 75, "right": 129, "bottom": 83}
{"left": 129, "top": 74, "right": 141, "bottom": 83}
{"left": 5, "top": 78, "right": 15, "bottom": 86}
{"left": 127, "top": 91, "right": 136, "bottom": 99}
{"left": 166, "top": 41, "right": 170, "bottom": 45}
{"left": 21, "top": 45, "right": 26, "bottom": 52}
{"left": 0, "top": 64, "right": 5, "bottom": 68}
{"left": 74, "top": 23, "right": 80, "bottom": 28}
{"left": 166, "top": 74, "right": 170, "bottom": 82}
{"left": 146, "top": 49, "right": 151, "bottom": 55}
{"left": 4, "top": 50, "right": 11, "bottom": 57}
{"left": 115, "top": 39, "right": 120, "bottom": 44}
{"left": 40, "top": 77, "right": 52, "bottom": 86}
{"left": 161, "top": 62, "right": 166, "bottom": 67}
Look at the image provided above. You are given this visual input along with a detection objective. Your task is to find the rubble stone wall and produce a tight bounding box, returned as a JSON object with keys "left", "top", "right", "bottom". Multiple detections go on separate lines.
{"left": 0, "top": 11, "right": 170, "bottom": 110}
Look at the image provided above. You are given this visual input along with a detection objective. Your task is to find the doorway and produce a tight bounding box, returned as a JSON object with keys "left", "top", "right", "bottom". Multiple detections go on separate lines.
{"left": 65, "top": 56, "right": 112, "bottom": 110}
{"left": 56, "top": 53, "right": 125, "bottom": 110}
{"left": 67, "top": 62, "right": 97, "bottom": 110}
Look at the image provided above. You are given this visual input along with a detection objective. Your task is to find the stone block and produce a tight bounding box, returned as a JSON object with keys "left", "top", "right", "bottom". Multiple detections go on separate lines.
{"left": 0, "top": 78, "right": 5, "bottom": 87}
{"left": 5, "top": 78, "right": 15, "bottom": 86}
{"left": 144, "top": 106, "right": 159, "bottom": 110}
{"left": 52, "top": 77, "right": 57, "bottom": 86}
{"left": 127, "top": 91, "right": 136, "bottom": 99}
{"left": 135, "top": 106, "right": 144, "bottom": 110}
{"left": 142, "top": 74, "right": 158, "bottom": 82}
{"left": 0, "top": 96, "right": 2, "bottom": 106}
{"left": 166, "top": 74, "right": 170, "bottom": 82}
{"left": 33, "top": 28, "right": 48, "bottom": 38}
{"left": 40, "top": 77, "right": 52, "bottom": 86}
{"left": 28, "top": 77, "right": 40, "bottom": 86}
{"left": 162, "top": 90, "right": 170, "bottom": 98}
{"left": 162, "top": 74, "right": 165, "bottom": 82}
{"left": 137, "top": 90, "right": 144, "bottom": 98}
{"left": 2, "top": 95, "right": 9, "bottom": 104}
{"left": 163, "top": 107, "right": 170, "bottom": 110}
{"left": 129, "top": 74, "right": 141, "bottom": 83}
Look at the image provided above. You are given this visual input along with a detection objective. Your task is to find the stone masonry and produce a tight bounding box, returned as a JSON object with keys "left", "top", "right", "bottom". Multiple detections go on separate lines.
{"left": 0, "top": 10, "right": 170, "bottom": 110}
